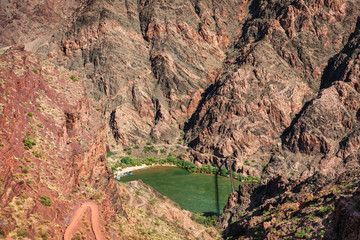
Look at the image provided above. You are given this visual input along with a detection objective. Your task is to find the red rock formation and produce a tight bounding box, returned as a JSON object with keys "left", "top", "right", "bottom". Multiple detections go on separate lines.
{"left": 269, "top": 17, "right": 360, "bottom": 179}
{"left": 187, "top": 0, "right": 360, "bottom": 176}
{"left": 0, "top": 0, "right": 85, "bottom": 48}
{"left": 0, "top": 47, "right": 121, "bottom": 238}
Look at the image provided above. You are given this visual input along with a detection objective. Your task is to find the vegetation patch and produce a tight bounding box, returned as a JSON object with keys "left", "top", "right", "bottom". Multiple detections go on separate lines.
{"left": 69, "top": 74, "right": 79, "bottom": 82}
{"left": 23, "top": 136, "right": 36, "bottom": 149}
{"left": 40, "top": 195, "right": 53, "bottom": 206}
{"left": 106, "top": 151, "right": 114, "bottom": 158}
{"left": 111, "top": 155, "right": 260, "bottom": 183}
{"left": 191, "top": 213, "right": 216, "bottom": 227}
{"left": 17, "top": 228, "right": 29, "bottom": 237}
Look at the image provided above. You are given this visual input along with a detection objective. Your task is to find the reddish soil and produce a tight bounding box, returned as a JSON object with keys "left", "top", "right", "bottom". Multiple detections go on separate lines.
{"left": 63, "top": 201, "right": 105, "bottom": 240}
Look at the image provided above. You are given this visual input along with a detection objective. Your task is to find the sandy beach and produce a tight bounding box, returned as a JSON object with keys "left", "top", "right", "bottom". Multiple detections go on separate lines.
{"left": 113, "top": 164, "right": 178, "bottom": 178}
{"left": 114, "top": 164, "right": 149, "bottom": 176}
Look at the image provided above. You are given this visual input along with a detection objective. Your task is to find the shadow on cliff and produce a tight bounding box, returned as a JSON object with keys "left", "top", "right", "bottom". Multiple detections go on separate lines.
{"left": 280, "top": 99, "right": 313, "bottom": 144}
{"left": 281, "top": 17, "right": 360, "bottom": 144}
{"left": 320, "top": 16, "right": 360, "bottom": 89}
{"left": 184, "top": 84, "right": 216, "bottom": 141}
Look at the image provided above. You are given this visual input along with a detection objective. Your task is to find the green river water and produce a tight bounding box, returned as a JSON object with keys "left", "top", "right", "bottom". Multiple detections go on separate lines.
{"left": 119, "top": 166, "right": 241, "bottom": 215}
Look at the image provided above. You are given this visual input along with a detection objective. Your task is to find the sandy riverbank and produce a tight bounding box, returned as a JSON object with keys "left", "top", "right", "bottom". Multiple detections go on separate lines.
{"left": 114, "top": 164, "right": 177, "bottom": 177}
{"left": 114, "top": 164, "right": 148, "bottom": 176}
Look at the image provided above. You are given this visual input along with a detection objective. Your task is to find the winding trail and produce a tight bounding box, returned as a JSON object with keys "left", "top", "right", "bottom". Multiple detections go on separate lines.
{"left": 64, "top": 201, "right": 105, "bottom": 240}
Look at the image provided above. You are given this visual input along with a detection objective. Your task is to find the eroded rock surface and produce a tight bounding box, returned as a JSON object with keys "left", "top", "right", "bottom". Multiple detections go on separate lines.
{"left": 326, "top": 186, "right": 360, "bottom": 240}
{"left": 0, "top": 47, "right": 120, "bottom": 238}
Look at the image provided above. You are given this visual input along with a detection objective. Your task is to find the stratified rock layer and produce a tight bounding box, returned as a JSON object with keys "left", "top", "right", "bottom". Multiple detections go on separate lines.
{"left": 30, "top": 0, "right": 247, "bottom": 145}
{"left": 187, "top": 0, "right": 360, "bottom": 175}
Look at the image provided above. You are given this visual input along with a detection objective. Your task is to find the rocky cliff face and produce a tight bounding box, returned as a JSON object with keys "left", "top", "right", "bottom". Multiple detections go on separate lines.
{"left": 0, "top": 47, "right": 217, "bottom": 239}
{"left": 326, "top": 185, "right": 360, "bottom": 240}
{"left": 270, "top": 15, "right": 360, "bottom": 180}
{"left": 218, "top": 169, "right": 360, "bottom": 239}
{"left": 186, "top": 0, "right": 360, "bottom": 175}
{"left": 0, "top": 0, "right": 85, "bottom": 48}
{"left": 218, "top": 3, "right": 360, "bottom": 237}
{"left": 0, "top": 46, "right": 122, "bottom": 238}
{"left": 3, "top": 0, "right": 359, "bottom": 176}
{"left": 2, "top": 0, "right": 360, "bottom": 239}
{"left": 26, "top": 0, "right": 246, "bottom": 146}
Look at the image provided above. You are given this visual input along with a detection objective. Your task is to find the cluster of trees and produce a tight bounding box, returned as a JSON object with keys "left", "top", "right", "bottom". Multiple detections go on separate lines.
{"left": 110, "top": 154, "right": 261, "bottom": 183}
{"left": 177, "top": 161, "right": 260, "bottom": 183}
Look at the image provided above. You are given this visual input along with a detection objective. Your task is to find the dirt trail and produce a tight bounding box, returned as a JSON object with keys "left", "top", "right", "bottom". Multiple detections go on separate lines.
{"left": 122, "top": 186, "right": 135, "bottom": 206}
{"left": 64, "top": 201, "right": 105, "bottom": 240}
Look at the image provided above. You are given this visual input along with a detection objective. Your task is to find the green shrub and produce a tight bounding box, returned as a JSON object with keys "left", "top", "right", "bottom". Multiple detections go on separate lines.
{"left": 191, "top": 213, "right": 216, "bottom": 227}
{"left": 306, "top": 213, "right": 316, "bottom": 220}
{"left": 69, "top": 74, "right": 79, "bottom": 82}
{"left": 33, "top": 150, "right": 43, "bottom": 158}
{"left": 121, "top": 156, "right": 134, "bottom": 165}
{"left": 183, "top": 161, "right": 199, "bottom": 173}
{"left": 40, "top": 195, "right": 53, "bottom": 206}
{"left": 245, "top": 175, "right": 261, "bottom": 184}
{"left": 26, "top": 180, "right": 34, "bottom": 185}
{"left": 17, "top": 228, "right": 29, "bottom": 237}
{"left": 220, "top": 168, "right": 229, "bottom": 177}
{"left": 143, "top": 145, "right": 155, "bottom": 153}
{"left": 320, "top": 205, "right": 335, "bottom": 214}
{"left": 201, "top": 164, "right": 215, "bottom": 174}
{"left": 106, "top": 151, "right": 114, "bottom": 158}
{"left": 166, "top": 155, "right": 177, "bottom": 163}
{"left": 21, "top": 166, "right": 30, "bottom": 174}
{"left": 72, "top": 234, "right": 81, "bottom": 240}
{"left": 33, "top": 68, "right": 40, "bottom": 74}
{"left": 27, "top": 112, "right": 33, "bottom": 117}
{"left": 40, "top": 232, "right": 49, "bottom": 240}
{"left": 296, "top": 230, "right": 307, "bottom": 238}
{"left": 24, "top": 136, "right": 36, "bottom": 149}
{"left": 124, "top": 147, "right": 132, "bottom": 155}
{"left": 160, "top": 148, "right": 166, "bottom": 153}
{"left": 91, "top": 193, "right": 101, "bottom": 200}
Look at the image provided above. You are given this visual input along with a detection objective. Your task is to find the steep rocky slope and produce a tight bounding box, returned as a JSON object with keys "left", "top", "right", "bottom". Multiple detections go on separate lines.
{"left": 3, "top": 0, "right": 359, "bottom": 175}
{"left": 218, "top": 5, "right": 360, "bottom": 238}
{"left": 0, "top": 0, "right": 85, "bottom": 48}
{"left": 186, "top": 0, "right": 360, "bottom": 175}
{"left": 0, "top": 46, "right": 120, "bottom": 238}
{"left": 218, "top": 169, "right": 360, "bottom": 239}
{"left": 326, "top": 185, "right": 360, "bottom": 240}
{"left": 0, "top": 47, "right": 217, "bottom": 239}
{"left": 271, "top": 15, "right": 360, "bottom": 180}
{"left": 1, "top": 0, "right": 360, "bottom": 239}
{"left": 29, "top": 0, "right": 246, "bottom": 145}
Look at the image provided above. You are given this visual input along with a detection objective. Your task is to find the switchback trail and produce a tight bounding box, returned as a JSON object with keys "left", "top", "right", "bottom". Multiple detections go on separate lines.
{"left": 64, "top": 201, "right": 105, "bottom": 240}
